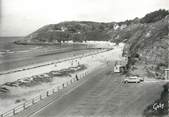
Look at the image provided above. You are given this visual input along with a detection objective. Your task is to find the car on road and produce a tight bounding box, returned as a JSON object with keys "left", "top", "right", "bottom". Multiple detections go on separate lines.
{"left": 123, "top": 76, "right": 144, "bottom": 83}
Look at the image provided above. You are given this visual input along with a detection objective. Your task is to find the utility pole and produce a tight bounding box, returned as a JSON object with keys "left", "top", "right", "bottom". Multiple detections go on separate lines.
{"left": 166, "top": 22, "right": 169, "bottom": 80}
{"left": 168, "top": 30, "right": 169, "bottom": 69}
{"left": 168, "top": 20, "right": 169, "bottom": 69}
{"left": 165, "top": 33, "right": 169, "bottom": 80}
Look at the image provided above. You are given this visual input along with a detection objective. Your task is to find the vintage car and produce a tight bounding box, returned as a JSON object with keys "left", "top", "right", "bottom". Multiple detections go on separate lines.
{"left": 123, "top": 76, "right": 144, "bottom": 83}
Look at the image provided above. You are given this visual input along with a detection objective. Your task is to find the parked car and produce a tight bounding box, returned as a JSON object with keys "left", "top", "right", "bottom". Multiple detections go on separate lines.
{"left": 123, "top": 76, "right": 144, "bottom": 83}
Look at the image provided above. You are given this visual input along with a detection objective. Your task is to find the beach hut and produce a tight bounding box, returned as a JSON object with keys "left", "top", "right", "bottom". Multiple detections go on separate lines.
{"left": 114, "top": 65, "right": 122, "bottom": 73}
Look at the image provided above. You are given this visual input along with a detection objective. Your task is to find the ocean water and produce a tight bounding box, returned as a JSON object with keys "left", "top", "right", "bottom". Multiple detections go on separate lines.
{"left": 0, "top": 37, "right": 41, "bottom": 68}
{"left": 0, "top": 37, "right": 35, "bottom": 51}
{"left": 0, "top": 37, "right": 114, "bottom": 72}
{"left": 0, "top": 37, "right": 88, "bottom": 71}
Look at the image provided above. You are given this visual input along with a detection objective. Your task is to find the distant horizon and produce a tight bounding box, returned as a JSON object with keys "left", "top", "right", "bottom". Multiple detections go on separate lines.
{"left": 0, "top": 36, "right": 24, "bottom": 37}
{"left": 1, "top": 0, "right": 168, "bottom": 36}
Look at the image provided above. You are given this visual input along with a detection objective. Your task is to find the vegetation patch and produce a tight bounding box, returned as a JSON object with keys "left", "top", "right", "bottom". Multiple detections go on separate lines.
{"left": 143, "top": 83, "right": 168, "bottom": 117}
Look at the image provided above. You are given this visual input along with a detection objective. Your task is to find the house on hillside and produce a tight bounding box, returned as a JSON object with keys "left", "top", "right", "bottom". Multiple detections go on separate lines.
{"left": 120, "top": 24, "right": 127, "bottom": 30}
{"left": 114, "top": 65, "right": 122, "bottom": 73}
{"left": 114, "top": 24, "right": 119, "bottom": 30}
{"left": 114, "top": 64, "right": 126, "bottom": 73}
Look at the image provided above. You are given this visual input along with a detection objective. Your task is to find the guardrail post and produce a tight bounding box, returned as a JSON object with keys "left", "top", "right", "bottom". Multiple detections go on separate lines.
{"left": 13, "top": 108, "right": 16, "bottom": 115}
{"left": 62, "top": 83, "right": 64, "bottom": 88}
{"left": 76, "top": 74, "right": 78, "bottom": 81}
{"left": 40, "top": 95, "right": 42, "bottom": 100}
{"left": 46, "top": 91, "right": 49, "bottom": 96}
{"left": 52, "top": 89, "right": 55, "bottom": 94}
{"left": 23, "top": 103, "right": 26, "bottom": 110}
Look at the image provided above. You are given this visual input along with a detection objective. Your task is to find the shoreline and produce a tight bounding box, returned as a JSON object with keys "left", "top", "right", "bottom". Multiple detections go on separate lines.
{"left": 0, "top": 49, "right": 109, "bottom": 84}
{"left": 0, "top": 48, "right": 102, "bottom": 73}
{"left": 0, "top": 41, "right": 115, "bottom": 73}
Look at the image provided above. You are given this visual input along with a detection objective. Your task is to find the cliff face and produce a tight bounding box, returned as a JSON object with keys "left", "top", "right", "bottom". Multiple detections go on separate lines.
{"left": 16, "top": 9, "right": 169, "bottom": 79}
{"left": 118, "top": 15, "right": 169, "bottom": 78}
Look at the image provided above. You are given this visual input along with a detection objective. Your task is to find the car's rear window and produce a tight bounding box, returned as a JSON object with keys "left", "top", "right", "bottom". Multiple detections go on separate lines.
{"left": 130, "top": 77, "right": 137, "bottom": 79}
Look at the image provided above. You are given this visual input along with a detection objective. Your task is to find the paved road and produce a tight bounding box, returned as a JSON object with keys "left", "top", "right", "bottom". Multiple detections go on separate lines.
{"left": 28, "top": 64, "right": 166, "bottom": 117}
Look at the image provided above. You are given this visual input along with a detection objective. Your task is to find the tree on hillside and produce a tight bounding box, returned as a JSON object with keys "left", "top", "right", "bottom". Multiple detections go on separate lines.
{"left": 72, "top": 33, "right": 84, "bottom": 42}
{"left": 140, "top": 9, "right": 169, "bottom": 23}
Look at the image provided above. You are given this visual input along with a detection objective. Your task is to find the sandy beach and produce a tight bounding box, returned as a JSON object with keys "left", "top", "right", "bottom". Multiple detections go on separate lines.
{"left": 0, "top": 43, "right": 124, "bottom": 114}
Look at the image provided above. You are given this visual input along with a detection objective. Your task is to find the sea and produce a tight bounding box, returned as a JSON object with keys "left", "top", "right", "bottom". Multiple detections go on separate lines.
{"left": 0, "top": 36, "right": 33, "bottom": 52}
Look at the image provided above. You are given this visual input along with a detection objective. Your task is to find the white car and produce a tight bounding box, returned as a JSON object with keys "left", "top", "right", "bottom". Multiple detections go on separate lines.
{"left": 123, "top": 76, "right": 144, "bottom": 83}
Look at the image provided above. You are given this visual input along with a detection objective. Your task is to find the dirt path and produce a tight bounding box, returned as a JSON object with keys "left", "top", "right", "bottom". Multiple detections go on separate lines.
{"left": 28, "top": 64, "right": 166, "bottom": 117}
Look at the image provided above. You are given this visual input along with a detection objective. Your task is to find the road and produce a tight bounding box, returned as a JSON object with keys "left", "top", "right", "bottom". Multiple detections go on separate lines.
{"left": 26, "top": 64, "right": 166, "bottom": 117}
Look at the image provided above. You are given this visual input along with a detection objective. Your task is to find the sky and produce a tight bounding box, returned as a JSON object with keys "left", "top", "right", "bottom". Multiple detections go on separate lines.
{"left": 0, "top": 0, "right": 168, "bottom": 36}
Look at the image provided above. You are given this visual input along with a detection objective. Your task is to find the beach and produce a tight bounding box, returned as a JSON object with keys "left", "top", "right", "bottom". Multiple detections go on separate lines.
{"left": 0, "top": 42, "right": 123, "bottom": 113}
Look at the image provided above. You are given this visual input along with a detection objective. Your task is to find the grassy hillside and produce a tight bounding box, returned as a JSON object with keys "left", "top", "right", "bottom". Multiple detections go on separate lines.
{"left": 120, "top": 15, "right": 169, "bottom": 78}
{"left": 15, "top": 21, "right": 115, "bottom": 44}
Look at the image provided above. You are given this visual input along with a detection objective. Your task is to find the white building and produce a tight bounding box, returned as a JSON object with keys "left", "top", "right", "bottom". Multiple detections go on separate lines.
{"left": 114, "top": 65, "right": 123, "bottom": 73}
